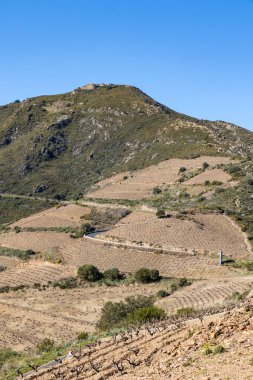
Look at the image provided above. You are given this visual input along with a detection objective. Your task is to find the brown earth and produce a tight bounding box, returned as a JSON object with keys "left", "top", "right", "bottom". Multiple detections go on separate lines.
{"left": 23, "top": 298, "right": 253, "bottom": 380}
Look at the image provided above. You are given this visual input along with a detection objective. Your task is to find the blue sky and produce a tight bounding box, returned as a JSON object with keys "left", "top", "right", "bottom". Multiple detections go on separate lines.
{"left": 1, "top": 0, "right": 253, "bottom": 130}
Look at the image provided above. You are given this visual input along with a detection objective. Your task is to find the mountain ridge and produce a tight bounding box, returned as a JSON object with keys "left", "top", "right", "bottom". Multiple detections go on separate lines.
{"left": 0, "top": 83, "right": 253, "bottom": 199}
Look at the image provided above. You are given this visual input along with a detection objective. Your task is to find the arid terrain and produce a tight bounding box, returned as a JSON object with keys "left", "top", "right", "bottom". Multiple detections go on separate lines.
{"left": 1, "top": 83, "right": 253, "bottom": 379}
{"left": 87, "top": 156, "right": 235, "bottom": 200}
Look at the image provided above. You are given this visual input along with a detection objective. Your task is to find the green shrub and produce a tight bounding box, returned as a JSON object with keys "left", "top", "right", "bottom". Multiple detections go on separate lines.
{"left": 14, "top": 226, "right": 21, "bottom": 233}
{"left": 212, "top": 180, "right": 223, "bottom": 186}
{"left": 204, "top": 180, "right": 211, "bottom": 186}
{"left": 153, "top": 187, "right": 162, "bottom": 194}
{"left": 127, "top": 306, "right": 166, "bottom": 324}
{"left": 203, "top": 346, "right": 213, "bottom": 355}
{"left": 170, "top": 282, "right": 178, "bottom": 292}
{"left": 179, "top": 167, "right": 186, "bottom": 172}
{"left": 77, "top": 331, "right": 89, "bottom": 341}
{"left": 53, "top": 277, "right": 78, "bottom": 289}
{"left": 135, "top": 268, "right": 160, "bottom": 283}
{"left": 97, "top": 295, "right": 154, "bottom": 330}
{"left": 103, "top": 268, "right": 123, "bottom": 281}
{"left": 156, "top": 289, "right": 169, "bottom": 298}
{"left": 179, "top": 277, "right": 189, "bottom": 287}
{"left": 0, "top": 265, "right": 6, "bottom": 272}
{"left": 213, "top": 344, "right": 225, "bottom": 354}
{"left": 77, "top": 264, "right": 102, "bottom": 282}
{"left": 36, "top": 338, "right": 55, "bottom": 354}
{"left": 176, "top": 307, "right": 197, "bottom": 317}
{"left": 227, "top": 165, "right": 241, "bottom": 174}
{"left": 0, "top": 348, "right": 19, "bottom": 368}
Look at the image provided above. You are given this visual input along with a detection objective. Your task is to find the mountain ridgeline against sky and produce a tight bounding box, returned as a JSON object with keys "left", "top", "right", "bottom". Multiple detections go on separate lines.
{"left": 0, "top": 83, "right": 253, "bottom": 199}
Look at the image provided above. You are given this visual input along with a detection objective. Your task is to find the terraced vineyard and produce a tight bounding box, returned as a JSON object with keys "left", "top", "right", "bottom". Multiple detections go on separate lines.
{"left": 157, "top": 277, "right": 253, "bottom": 313}
{"left": 60, "top": 238, "right": 236, "bottom": 279}
{"left": 0, "top": 231, "right": 72, "bottom": 253}
{"left": 22, "top": 299, "right": 253, "bottom": 380}
{"left": 87, "top": 156, "right": 234, "bottom": 200}
{"left": 0, "top": 261, "right": 73, "bottom": 287}
{"left": 101, "top": 211, "right": 252, "bottom": 258}
{"left": 10, "top": 204, "right": 90, "bottom": 229}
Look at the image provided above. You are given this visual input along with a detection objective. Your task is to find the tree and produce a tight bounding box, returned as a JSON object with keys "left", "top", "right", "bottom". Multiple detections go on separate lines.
{"left": 103, "top": 268, "right": 123, "bottom": 281}
{"left": 77, "top": 264, "right": 102, "bottom": 282}
{"left": 135, "top": 268, "right": 160, "bottom": 283}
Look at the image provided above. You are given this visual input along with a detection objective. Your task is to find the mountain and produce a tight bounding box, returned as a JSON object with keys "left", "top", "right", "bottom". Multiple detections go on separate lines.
{"left": 0, "top": 83, "right": 253, "bottom": 199}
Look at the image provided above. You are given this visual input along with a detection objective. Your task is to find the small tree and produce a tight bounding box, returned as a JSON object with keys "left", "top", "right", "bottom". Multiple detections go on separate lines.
{"left": 77, "top": 264, "right": 102, "bottom": 282}
{"left": 135, "top": 268, "right": 160, "bottom": 283}
{"left": 127, "top": 306, "right": 166, "bottom": 324}
{"left": 103, "top": 268, "right": 123, "bottom": 281}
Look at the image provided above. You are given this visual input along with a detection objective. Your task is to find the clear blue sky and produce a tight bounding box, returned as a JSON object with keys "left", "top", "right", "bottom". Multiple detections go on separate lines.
{"left": 1, "top": 0, "right": 253, "bottom": 130}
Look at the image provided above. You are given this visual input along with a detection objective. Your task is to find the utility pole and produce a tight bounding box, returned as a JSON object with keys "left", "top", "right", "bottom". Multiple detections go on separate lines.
{"left": 218, "top": 250, "right": 223, "bottom": 266}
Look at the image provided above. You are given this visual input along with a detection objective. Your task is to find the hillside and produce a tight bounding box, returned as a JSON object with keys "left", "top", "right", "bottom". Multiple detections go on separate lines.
{"left": 1, "top": 83, "right": 253, "bottom": 200}
{"left": 2, "top": 85, "right": 253, "bottom": 379}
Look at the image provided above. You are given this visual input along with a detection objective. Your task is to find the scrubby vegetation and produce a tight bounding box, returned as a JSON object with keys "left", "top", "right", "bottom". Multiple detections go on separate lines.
{"left": 0, "top": 246, "right": 36, "bottom": 261}
{"left": 0, "top": 196, "right": 54, "bottom": 225}
{"left": 36, "top": 338, "right": 55, "bottom": 354}
{"left": 135, "top": 268, "right": 160, "bottom": 283}
{"left": 96, "top": 295, "right": 164, "bottom": 330}
{"left": 77, "top": 265, "right": 103, "bottom": 282}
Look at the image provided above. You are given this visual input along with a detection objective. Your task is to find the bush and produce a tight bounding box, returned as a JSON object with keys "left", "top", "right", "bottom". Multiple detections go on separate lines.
{"left": 202, "top": 162, "right": 209, "bottom": 169}
{"left": 156, "top": 289, "right": 169, "bottom": 298}
{"left": 153, "top": 187, "right": 162, "bottom": 194}
{"left": 77, "top": 265, "right": 102, "bottom": 282}
{"left": 0, "top": 348, "right": 19, "bottom": 368}
{"left": 176, "top": 307, "right": 197, "bottom": 317}
{"left": 36, "top": 338, "right": 55, "bottom": 353}
{"left": 227, "top": 165, "right": 241, "bottom": 174}
{"left": 14, "top": 226, "right": 21, "bottom": 233}
{"left": 247, "top": 178, "right": 253, "bottom": 186}
{"left": 212, "top": 180, "right": 223, "bottom": 186}
{"left": 97, "top": 295, "right": 154, "bottom": 330}
{"left": 156, "top": 209, "right": 165, "bottom": 218}
{"left": 135, "top": 268, "right": 160, "bottom": 283}
{"left": 179, "top": 278, "right": 189, "bottom": 287}
{"left": 53, "top": 277, "right": 78, "bottom": 289}
{"left": 77, "top": 331, "right": 89, "bottom": 341}
{"left": 0, "top": 265, "right": 6, "bottom": 272}
{"left": 204, "top": 180, "right": 211, "bottom": 186}
{"left": 179, "top": 167, "right": 186, "bottom": 173}
{"left": 103, "top": 268, "right": 123, "bottom": 281}
{"left": 213, "top": 344, "right": 225, "bottom": 354}
{"left": 26, "top": 249, "right": 36, "bottom": 257}
{"left": 127, "top": 306, "right": 166, "bottom": 324}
